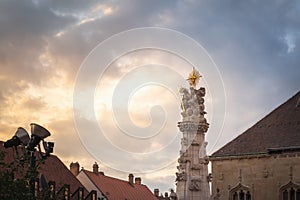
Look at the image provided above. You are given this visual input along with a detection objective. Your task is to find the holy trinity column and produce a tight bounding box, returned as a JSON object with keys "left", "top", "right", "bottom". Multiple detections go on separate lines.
{"left": 175, "top": 68, "right": 210, "bottom": 200}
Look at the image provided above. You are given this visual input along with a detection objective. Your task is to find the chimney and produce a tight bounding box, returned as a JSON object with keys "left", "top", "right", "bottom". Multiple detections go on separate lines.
{"left": 135, "top": 177, "right": 141, "bottom": 185}
{"left": 154, "top": 189, "right": 159, "bottom": 197}
{"left": 128, "top": 174, "right": 134, "bottom": 185}
{"left": 70, "top": 162, "right": 80, "bottom": 176}
{"left": 93, "top": 162, "right": 99, "bottom": 174}
{"left": 99, "top": 171, "right": 105, "bottom": 175}
{"left": 165, "top": 192, "right": 169, "bottom": 198}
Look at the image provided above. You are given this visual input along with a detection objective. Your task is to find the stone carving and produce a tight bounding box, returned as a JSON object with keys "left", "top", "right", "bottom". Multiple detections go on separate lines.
{"left": 213, "top": 188, "right": 221, "bottom": 200}
{"left": 195, "top": 87, "right": 205, "bottom": 97}
{"left": 176, "top": 171, "right": 187, "bottom": 182}
{"left": 180, "top": 151, "right": 187, "bottom": 158}
{"left": 207, "top": 173, "right": 213, "bottom": 182}
{"left": 191, "top": 163, "right": 201, "bottom": 170}
{"left": 199, "top": 156, "right": 209, "bottom": 165}
{"left": 178, "top": 156, "right": 184, "bottom": 164}
{"left": 179, "top": 87, "right": 207, "bottom": 122}
{"left": 178, "top": 153, "right": 191, "bottom": 163}
{"left": 263, "top": 168, "right": 269, "bottom": 178}
{"left": 192, "top": 139, "right": 200, "bottom": 146}
{"left": 176, "top": 68, "right": 210, "bottom": 200}
{"left": 181, "top": 137, "right": 188, "bottom": 146}
{"left": 170, "top": 189, "right": 178, "bottom": 200}
{"left": 198, "top": 122, "right": 209, "bottom": 132}
{"left": 218, "top": 173, "right": 224, "bottom": 181}
{"left": 177, "top": 164, "right": 186, "bottom": 171}
{"left": 189, "top": 178, "right": 201, "bottom": 191}
{"left": 178, "top": 121, "right": 209, "bottom": 132}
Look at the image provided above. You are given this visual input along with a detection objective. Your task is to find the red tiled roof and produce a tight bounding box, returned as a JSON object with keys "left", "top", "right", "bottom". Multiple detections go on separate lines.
{"left": 211, "top": 91, "right": 300, "bottom": 157}
{"left": 0, "top": 141, "right": 87, "bottom": 194}
{"left": 82, "top": 170, "right": 158, "bottom": 200}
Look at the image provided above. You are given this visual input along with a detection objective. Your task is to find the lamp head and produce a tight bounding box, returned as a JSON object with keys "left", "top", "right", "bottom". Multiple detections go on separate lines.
{"left": 15, "top": 127, "right": 30, "bottom": 145}
{"left": 27, "top": 123, "right": 51, "bottom": 151}
{"left": 3, "top": 127, "right": 30, "bottom": 148}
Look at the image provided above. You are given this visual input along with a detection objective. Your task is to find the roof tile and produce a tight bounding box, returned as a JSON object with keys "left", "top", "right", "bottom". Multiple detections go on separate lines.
{"left": 211, "top": 91, "right": 300, "bottom": 157}
{"left": 83, "top": 170, "right": 157, "bottom": 200}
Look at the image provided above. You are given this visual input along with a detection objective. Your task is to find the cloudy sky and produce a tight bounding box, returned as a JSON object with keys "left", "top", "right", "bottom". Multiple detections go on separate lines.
{"left": 0, "top": 0, "right": 299, "bottom": 194}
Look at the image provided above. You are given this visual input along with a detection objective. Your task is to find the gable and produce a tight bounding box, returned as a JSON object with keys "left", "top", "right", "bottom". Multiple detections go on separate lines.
{"left": 211, "top": 91, "right": 300, "bottom": 157}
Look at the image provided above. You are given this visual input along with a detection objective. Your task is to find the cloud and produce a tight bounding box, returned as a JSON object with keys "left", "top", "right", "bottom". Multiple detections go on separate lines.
{"left": 0, "top": 0, "right": 299, "bottom": 194}
{"left": 0, "top": 0, "right": 78, "bottom": 126}
{"left": 155, "top": 0, "right": 300, "bottom": 150}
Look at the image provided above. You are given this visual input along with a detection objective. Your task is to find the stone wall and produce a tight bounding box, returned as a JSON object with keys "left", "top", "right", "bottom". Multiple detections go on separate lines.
{"left": 211, "top": 153, "right": 300, "bottom": 200}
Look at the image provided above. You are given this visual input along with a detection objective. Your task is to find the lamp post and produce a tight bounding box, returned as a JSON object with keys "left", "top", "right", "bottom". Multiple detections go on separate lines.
{"left": 3, "top": 123, "right": 54, "bottom": 199}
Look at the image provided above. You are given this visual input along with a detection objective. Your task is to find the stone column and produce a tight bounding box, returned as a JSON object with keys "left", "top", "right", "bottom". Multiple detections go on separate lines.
{"left": 175, "top": 85, "right": 210, "bottom": 200}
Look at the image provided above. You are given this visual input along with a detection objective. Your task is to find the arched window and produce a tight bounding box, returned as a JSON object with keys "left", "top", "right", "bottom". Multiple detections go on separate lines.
{"left": 280, "top": 181, "right": 300, "bottom": 200}
{"left": 229, "top": 183, "right": 251, "bottom": 200}
{"left": 233, "top": 192, "right": 238, "bottom": 200}
{"left": 283, "top": 190, "right": 288, "bottom": 200}
{"left": 246, "top": 191, "right": 251, "bottom": 200}
{"left": 297, "top": 189, "right": 300, "bottom": 200}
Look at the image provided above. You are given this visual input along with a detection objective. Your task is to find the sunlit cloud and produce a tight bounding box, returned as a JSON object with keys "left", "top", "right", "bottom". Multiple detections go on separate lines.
{"left": 0, "top": 0, "right": 299, "bottom": 194}
{"left": 91, "top": 4, "right": 116, "bottom": 16}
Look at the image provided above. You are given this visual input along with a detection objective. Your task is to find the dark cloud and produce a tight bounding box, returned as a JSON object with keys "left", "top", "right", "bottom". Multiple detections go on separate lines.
{"left": 0, "top": 0, "right": 77, "bottom": 125}
{"left": 154, "top": 0, "right": 300, "bottom": 148}
{"left": 0, "top": 0, "right": 76, "bottom": 86}
{"left": 42, "top": 0, "right": 180, "bottom": 84}
{"left": 41, "top": 0, "right": 99, "bottom": 13}
{"left": 0, "top": 0, "right": 299, "bottom": 193}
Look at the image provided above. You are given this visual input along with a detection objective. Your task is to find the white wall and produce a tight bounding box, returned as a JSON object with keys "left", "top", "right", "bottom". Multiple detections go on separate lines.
{"left": 77, "top": 171, "right": 107, "bottom": 199}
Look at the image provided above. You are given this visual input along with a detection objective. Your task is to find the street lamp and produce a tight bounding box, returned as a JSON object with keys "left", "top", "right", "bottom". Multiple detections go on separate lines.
{"left": 27, "top": 123, "right": 54, "bottom": 157}
{"left": 3, "top": 123, "right": 54, "bottom": 199}
{"left": 4, "top": 127, "right": 30, "bottom": 148}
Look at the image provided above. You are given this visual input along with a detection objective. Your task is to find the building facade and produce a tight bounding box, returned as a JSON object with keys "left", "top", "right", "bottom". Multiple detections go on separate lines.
{"left": 210, "top": 91, "right": 300, "bottom": 200}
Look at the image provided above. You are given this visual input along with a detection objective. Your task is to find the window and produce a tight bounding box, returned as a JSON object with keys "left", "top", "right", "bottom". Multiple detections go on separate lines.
{"left": 229, "top": 183, "right": 251, "bottom": 200}
{"left": 291, "top": 188, "right": 295, "bottom": 200}
{"left": 297, "top": 189, "right": 300, "bottom": 200}
{"left": 49, "top": 181, "right": 56, "bottom": 199}
{"left": 283, "top": 190, "right": 288, "bottom": 200}
{"left": 233, "top": 192, "right": 238, "bottom": 200}
{"left": 246, "top": 191, "right": 251, "bottom": 200}
{"left": 34, "top": 178, "right": 39, "bottom": 197}
{"left": 231, "top": 190, "right": 250, "bottom": 200}
{"left": 280, "top": 181, "right": 300, "bottom": 200}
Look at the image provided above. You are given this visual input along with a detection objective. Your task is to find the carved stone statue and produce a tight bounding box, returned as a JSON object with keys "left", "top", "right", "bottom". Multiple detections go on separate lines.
{"left": 176, "top": 68, "right": 210, "bottom": 200}
{"left": 179, "top": 86, "right": 206, "bottom": 122}
{"left": 189, "top": 179, "right": 201, "bottom": 191}
{"left": 213, "top": 188, "right": 221, "bottom": 200}
{"left": 170, "top": 189, "right": 178, "bottom": 200}
{"left": 176, "top": 171, "right": 187, "bottom": 182}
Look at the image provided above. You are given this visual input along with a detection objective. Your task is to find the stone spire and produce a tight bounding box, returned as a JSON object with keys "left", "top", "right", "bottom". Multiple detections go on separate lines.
{"left": 175, "top": 68, "right": 210, "bottom": 200}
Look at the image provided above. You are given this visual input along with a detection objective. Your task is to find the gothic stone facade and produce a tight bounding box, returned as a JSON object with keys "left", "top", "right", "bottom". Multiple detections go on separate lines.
{"left": 211, "top": 152, "right": 300, "bottom": 200}
{"left": 210, "top": 91, "right": 300, "bottom": 200}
